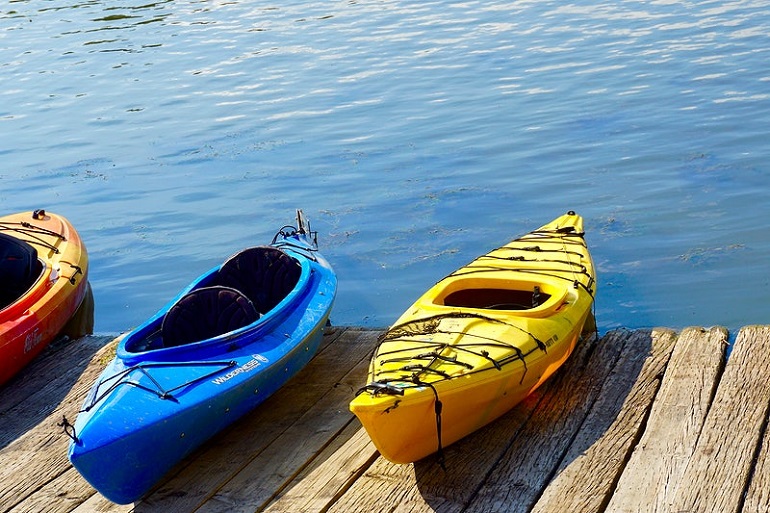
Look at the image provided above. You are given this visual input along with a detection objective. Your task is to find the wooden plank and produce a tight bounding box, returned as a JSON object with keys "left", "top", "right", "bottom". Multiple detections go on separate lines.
{"left": 261, "top": 422, "right": 378, "bottom": 513}
{"left": 466, "top": 329, "right": 655, "bottom": 513}
{"left": 605, "top": 326, "right": 727, "bottom": 513}
{"left": 64, "top": 486, "right": 132, "bottom": 513}
{"left": 6, "top": 467, "right": 101, "bottom": 513}
{"left": 0, "top": 335, "right": 112, "bottom": 446}
{"left": 117, "top": 328, "right": 377, "bottom": 513}
{"left": 0, "top": 336, "right": 114, "bottom": 512}
{"left": 529, "top": 328, "right": 678, "bottom": 513}
{"left": 670, "top": 325, "right": 770, "bottom": 513}
{"left": 325, "top": 329, "right": 610, "bottom": 513}
{"left": 744, "top": 351, "right": 770, "bottom": 503}
{"left": 199, "top": 330, "right": 379, "bottom": 512}
{"left": 323, "top": 370, "right": 555, "bottom": 512}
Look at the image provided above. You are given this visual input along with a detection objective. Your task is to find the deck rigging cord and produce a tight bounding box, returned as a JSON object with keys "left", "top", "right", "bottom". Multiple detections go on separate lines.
{"left": 272, "top": 223, "right": 320, "bottom": 261}
{"left": 0, "top": 221, "right": 65, "bottom": 254}
{"left": 456, "top": 225, "right": 595, "bottom": 299}
{"left": 373, "top": 312, "right": 545, "bottom": 377}
{"left": 59, "top": 360, "right": 238, "bottom": 444}
{"left": 84, "top": 360, "right": 236, "bottom": 410}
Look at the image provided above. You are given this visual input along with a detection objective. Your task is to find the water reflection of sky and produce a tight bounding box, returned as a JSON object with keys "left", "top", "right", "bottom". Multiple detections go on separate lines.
{"left": 2, "top": 0, "right": 769, "bottom": 335}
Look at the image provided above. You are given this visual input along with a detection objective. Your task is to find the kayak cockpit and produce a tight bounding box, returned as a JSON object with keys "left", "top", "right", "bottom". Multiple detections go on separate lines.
{"left": 443, "top": 286, "right": 551, "bottom": 310}
{"left": 0, "top": 232, "right": 45, "bottom": 311}
{"left": 428, "top": 276, "right": 569, "bottom": 317}
{"left": 160, "top": 285, "right": 260, "bottom": 347}
{"left": 122, "top": 246, "right": 304, "bottom": 354}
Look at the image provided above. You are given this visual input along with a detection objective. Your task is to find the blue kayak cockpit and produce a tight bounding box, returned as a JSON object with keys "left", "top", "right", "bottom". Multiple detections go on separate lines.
{"left": 160, "top": 286, "right": 260, "bottom": 348}
{"left": 121, "top": 245, "right": 307, "bottom": 357}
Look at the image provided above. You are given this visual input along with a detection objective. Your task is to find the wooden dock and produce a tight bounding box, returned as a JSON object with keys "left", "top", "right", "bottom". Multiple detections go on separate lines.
{"left": 2, "top": 324, "right": 770, "bottom": 513}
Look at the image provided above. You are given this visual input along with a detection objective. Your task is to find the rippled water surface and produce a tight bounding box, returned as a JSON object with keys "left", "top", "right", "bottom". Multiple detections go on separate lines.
{"left": 2, "top": 0, "right": 769, "bottom": 336}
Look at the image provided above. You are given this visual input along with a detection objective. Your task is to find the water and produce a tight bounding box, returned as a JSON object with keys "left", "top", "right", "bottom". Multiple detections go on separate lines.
{"left": 2, "top": 0, "right": 768, "bottom": 337}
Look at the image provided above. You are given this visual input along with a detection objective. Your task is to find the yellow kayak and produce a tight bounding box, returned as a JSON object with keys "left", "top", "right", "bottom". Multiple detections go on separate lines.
{"left": 349, "top": 211, "right": 596, "bottom": 464}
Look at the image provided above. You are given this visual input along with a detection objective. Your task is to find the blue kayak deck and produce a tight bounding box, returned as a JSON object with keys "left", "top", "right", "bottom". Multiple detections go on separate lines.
{"left": 2, "top": 325, "right": 770, "bottom": 512}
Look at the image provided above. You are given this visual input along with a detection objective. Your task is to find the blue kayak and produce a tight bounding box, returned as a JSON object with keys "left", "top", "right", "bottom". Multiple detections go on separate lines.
{"left": 66, "top": 211, "right": 337, "bottom": 504}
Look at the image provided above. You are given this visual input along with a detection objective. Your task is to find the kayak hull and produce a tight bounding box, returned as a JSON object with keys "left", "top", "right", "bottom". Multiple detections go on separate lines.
{"left": 350, "top": 211, "right": 596, "bottom": 464}
{"left": 68, "top": 214, "right": 336, "bottom": 504}
{"left": 0, "top": 210, "right": 89, "bottom": 386}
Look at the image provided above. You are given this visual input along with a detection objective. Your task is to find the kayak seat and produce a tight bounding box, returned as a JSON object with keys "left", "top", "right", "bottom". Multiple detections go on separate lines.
{"left": 160, "top": 286, "right": 259, "bottom": 347}
{"left": 0, "top": 233, "right": 41, "bottom": 310}
{"left": 215, "top": 246, "right": 301, "bottom": 314}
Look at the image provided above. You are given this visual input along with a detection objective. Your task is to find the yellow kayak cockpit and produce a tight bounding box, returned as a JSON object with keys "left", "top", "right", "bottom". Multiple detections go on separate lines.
{"left": 426, "top": 276, "right": 570, "bottom": 318}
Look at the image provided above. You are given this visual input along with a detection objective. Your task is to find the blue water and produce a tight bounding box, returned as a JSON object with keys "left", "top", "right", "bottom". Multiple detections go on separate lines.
{"left": 2, "top": 0, "right": 768, "bottom": 337}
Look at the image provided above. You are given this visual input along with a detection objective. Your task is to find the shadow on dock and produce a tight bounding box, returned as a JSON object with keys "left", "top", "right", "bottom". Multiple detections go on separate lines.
{"left": 0, "top": 284, "right": 97, "bottom": 452}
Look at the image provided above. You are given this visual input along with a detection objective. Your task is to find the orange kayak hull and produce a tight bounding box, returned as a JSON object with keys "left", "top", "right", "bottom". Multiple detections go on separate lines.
{"left": 0, "top": 210, "right": 89, "bottom": 386}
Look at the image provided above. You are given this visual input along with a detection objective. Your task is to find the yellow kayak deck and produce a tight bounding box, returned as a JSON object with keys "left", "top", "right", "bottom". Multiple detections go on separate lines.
{"left": 350, "top": 211, "right": 596, "bottom": 463}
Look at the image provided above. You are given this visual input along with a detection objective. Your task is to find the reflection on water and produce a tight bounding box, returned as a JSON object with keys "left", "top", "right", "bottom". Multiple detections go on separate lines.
{"left": 61, "top": 281, "right": 95, "bottom": 339}
{"left": 2, "top": 0, "right": 769, "bottom": 335}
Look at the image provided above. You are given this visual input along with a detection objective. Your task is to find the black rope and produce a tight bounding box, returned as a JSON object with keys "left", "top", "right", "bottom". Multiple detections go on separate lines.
{"left": 430, "top": 382, "right": 446, "bottom": 470}
{"left": 383, "top": 311, "right": 548, "bottom": 353}
{"left": 0, "top": 222, "right": 64, "bottom": 253}
{"left": 491, "top": 245, "right": 586, "bottom": 259}
{"left": 379, "top": 351, "right": 474, "bottom": 370}
{"left": 375, "top": 342, "right": 533, "bottom": 385}
{"left": 19, "top": 221, "right": 65, "bottom": 238}
{"left": 525, "top": 229, "right": 585, "bottom": 240}
{"left": 65, "top": 264, "right": 84, "bottom": 285}
{"left": 356, "top": 381, "right": 405, "bottom": 396}
{"left": 367, "top": 310, "right": 553, "bottom": 392}
{"left": 272, "top": 223, "right": 318, "bottom": 249}
{"left": 272, "top": 240, "right": 319, "bottom": 261}
{"left": 449, "top": 266, "right": 595, "bottom": 299}
{"left": 477, "top": 254, "right": 587, "bottom": 269}
{"left": 58, "top": 415, "right": 79, "bottom": 444}
{"left": 383, "top": 311, "right": 546, "bottom": 345}
{"left": 400, "top": 365, "right": 452, "bottom": 379}
{"left": 356, "top": 376, "right": 447, "bottom": 469}
{"left": 271, "top": 223, "right": 320, "bottom": 262}
{"left": 271, "top": 224, "right": 299, "bottom": 244}
{"left": 81, "top": 360, "right": 237, "bottom": 412}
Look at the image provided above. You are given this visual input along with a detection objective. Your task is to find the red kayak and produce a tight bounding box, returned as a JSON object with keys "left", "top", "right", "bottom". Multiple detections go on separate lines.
{"left": 0, "top": 210, "right": 90, "bottom": 386}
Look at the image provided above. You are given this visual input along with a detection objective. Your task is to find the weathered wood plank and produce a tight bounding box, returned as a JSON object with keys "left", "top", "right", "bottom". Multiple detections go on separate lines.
{"left": 0, "top": 336, "right": 114, "bottom": 512}
{"left": 670, "top": 325, "right": 770, "bottom": 513}
{"left": 530, "top": 328, "right": 678, "bottom": 513}
{"left": 261, "top": 422, "right": 378, "bottom": 513}
{"left": 605, "top": 326, "right": 727, "bottom": 513}
{"left": 0, "top": 335, "right": 111, "bottom": 446}
{"left": 325, "top": 398, "right": 542, "bottom": 513}
{"left": 466, "top": 329, "right": 650, "bottom": 513}
{"left": 199, "top": 330, "right": 379, "bottom": 512}
{"left": 121, "top": 328, "right": 376, "bottom": 513}
{"left": 66, "top": 487, "right": 132, "bottom": 513}
{"left": 325, "top": 329, "right": 609, "bottom": 513}
{"left": 7, "top": 467, "right": 98, "bottom": 513}
{"left": 744, "top": 336, "right": 770, "bottom": 512}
